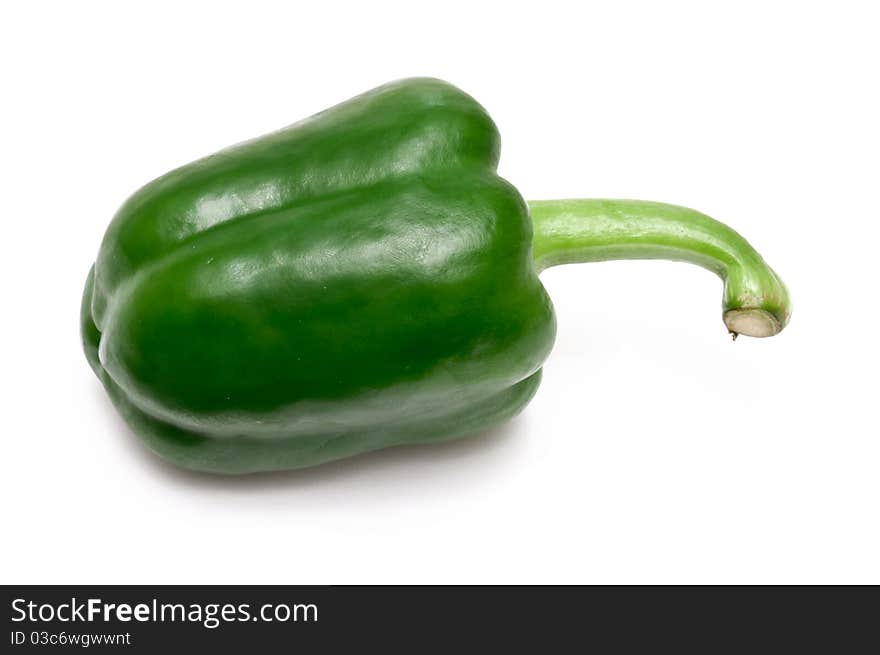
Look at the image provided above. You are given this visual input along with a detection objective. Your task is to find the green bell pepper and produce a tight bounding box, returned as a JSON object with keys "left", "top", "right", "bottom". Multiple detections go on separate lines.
{"left": 81, "top": 78, "right": 790, "bottom": 474}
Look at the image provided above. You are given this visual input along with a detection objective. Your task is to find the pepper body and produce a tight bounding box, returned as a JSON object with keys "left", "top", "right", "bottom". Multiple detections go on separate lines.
{"left": 82, "top": 78, "right": 557, "bottom": 473}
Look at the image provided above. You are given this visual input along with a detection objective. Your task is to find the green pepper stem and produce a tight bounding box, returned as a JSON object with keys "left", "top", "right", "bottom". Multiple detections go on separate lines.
{"left": 528, "top": 199, "right": 791, "bottom": 338}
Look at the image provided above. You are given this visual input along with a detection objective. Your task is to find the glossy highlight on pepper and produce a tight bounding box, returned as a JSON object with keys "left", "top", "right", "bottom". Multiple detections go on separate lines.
{"left": 81, "top": 78, "right": 790, "bottom": 474}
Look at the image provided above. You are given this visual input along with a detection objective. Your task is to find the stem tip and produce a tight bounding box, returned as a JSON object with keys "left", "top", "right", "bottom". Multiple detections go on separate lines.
{"left": 723, "top": 308, "right": 782, "bottom": 339}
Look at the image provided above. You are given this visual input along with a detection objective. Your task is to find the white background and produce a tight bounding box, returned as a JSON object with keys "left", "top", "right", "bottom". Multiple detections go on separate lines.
{"left": 2, "top": 1, "right": 878, "bottom": 584}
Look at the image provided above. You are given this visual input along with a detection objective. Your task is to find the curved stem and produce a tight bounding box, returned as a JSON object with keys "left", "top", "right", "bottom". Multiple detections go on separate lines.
{"left": 529, "top": 199, "right": 791, "bottom": 338}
